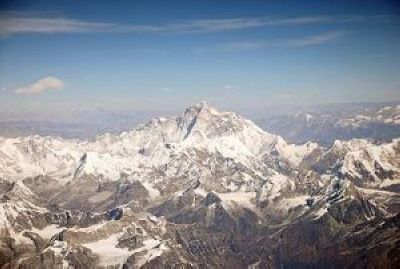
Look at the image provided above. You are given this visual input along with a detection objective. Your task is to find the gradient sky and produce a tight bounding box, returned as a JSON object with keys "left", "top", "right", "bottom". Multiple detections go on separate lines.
{"left": 0, "top": 0, "right": 399, "bottom": 117}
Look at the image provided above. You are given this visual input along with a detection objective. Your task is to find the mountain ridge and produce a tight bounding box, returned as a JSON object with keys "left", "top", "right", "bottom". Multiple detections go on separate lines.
{"left": 0, "top": 102, "right": 399, "bottom": 268}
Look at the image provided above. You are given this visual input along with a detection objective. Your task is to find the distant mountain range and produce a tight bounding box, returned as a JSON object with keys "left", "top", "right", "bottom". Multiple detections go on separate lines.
{"left": 0, "top": 102, "right": 399, "bottom": 268}
{"left": 1, "top": 102, "right": 399, "bottom": 147}
{"left": 257, "top": 103, "right": 400, "bottom": 145}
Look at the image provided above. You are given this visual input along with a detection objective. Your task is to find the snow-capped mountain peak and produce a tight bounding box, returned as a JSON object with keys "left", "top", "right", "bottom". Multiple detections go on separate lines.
{"left": 181, "top": 101, "right": 219, "bottom": 120}
{"left": 0, "top": 103, "right": 306, "bottom": 184}
{"left": 0, "top": 102, "right": 399, "bottom": 268}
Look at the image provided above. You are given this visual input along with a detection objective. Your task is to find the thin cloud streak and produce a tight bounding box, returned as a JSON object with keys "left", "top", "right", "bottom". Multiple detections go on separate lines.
{"left": 0, "top": 17, "right": 116, "bottom": 35}
{"left": 0, "top": 12, "right": 391, "bottom": 36}
{"left": 223, "top": 41, "right": 266, "bottom": 50}
{"left": 223, "top": 30, "right": 346, "bottom": 50}
{"left": 279, "top": 30, "right": 346, "bottom": 47}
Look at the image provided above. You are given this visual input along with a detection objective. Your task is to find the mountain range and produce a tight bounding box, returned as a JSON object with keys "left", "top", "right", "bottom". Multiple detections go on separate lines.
{"left": 258, "top": 103, "right": 400, "bottom": 145}
{"left": 0, "top": 102, "right": 399, "bottom": 268}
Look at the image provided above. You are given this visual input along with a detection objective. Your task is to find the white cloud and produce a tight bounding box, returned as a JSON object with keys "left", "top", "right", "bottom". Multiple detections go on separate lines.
{"left": 0, "top": 16, "right": 116, "bottom": 36}
{"left": 0, "top": 16, "right": 267, "bottom": 35}
{"left": 14, "top": 76, "right": 64, "bottom": 95}
{"left": 164, "top": 18, "right": 267, "bottom": 33}
{"left": 0, "top": 13, "right": 390, "bottom": 36}
{"left": 223, "top": 85, "right": 233, "bottom": 90}
{"left": 223, "top": 30, "right": 346, "bottom": 50}
{"left": 223, "top": 41, "right": 265, "bottom": 50}
{"left": 279, "top": 30, "right": 346, "bottom": 47}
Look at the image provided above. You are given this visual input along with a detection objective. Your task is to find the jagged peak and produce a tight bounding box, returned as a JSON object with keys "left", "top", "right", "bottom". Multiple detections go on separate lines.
{"left": 133, "top": 101, "right": 270, "bottom": 143}
{"left": 138, "top": 102, "right": 220, "bottom": 132}
{"left": 182, "top": 101, "right": 220, "bottom": 119}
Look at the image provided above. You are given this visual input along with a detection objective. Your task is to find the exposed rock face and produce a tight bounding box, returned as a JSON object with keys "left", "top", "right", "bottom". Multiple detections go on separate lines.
{"left": 202, "top": 192, "right": 222, "bottom": 206}
{"left": 0, "top": 103, "right": 399, "bottom": 268}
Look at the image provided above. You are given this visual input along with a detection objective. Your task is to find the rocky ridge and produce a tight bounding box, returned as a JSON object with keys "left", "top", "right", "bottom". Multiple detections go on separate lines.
{"left": 0, "top": 102, "right": 399, "bottom": 268}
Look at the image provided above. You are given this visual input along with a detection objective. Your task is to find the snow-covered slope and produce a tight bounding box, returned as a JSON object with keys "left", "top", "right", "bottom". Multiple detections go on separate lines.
{"left": 0, "top": 102, "right": 316, "bottom": 191}
{"left": 311, "top": 138, "right": 399, "bottom": 185}
{"left": 0, "top": 102, "right": 399, "bottom": 268}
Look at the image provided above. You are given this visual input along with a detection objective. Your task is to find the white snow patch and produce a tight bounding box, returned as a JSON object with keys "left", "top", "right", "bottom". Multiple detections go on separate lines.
{"left": 277, "top": 195, "right": 309, "bottom": 210}
{"left": 217, "top": 191, "right": 256, "bottom": 209}
{"left": 142, "top": 181, "right": 161, "bottom": 199}
{"left": 31, "top": 224, "right": 64, "bottom": 240}
{"left": 194, "top": 188, "right": 207, "bottom": 197}
{"left": 312, "top": 207, "right": 328, "bottom": 219}
{"left": 379, "top": 178, "right": 400, "bottom": 188}
{"left": 83, "top": 232, "right": 133, "bottom": 266}
{"left": 83, "top": 233, "right": 166, "bottom": 267}
{"left": 137, "top": 241, "right": 169, "bottom": 267}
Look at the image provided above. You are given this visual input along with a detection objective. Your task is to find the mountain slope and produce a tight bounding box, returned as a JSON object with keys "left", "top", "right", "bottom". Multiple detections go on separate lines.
{"left": 0, "top": 102, "right": 399, "bottom": 268}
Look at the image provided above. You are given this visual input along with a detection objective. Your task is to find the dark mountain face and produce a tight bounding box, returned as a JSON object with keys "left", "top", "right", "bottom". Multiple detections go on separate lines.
{"left": 0, "top": 103, "right": 399, "bottom": 268}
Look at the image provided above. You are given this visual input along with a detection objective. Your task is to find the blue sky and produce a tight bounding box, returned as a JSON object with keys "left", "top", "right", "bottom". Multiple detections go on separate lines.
{"left": 0, "top": 0, "right": 399, "bottom": 116}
